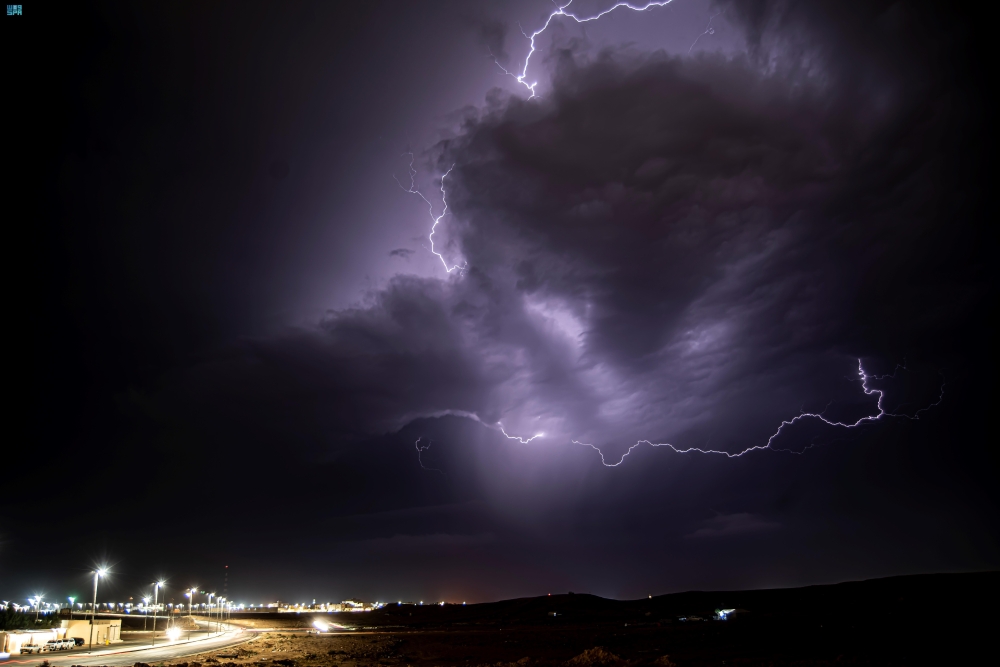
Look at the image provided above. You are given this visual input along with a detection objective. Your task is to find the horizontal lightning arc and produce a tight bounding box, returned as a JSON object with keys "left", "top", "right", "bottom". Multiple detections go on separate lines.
{"left": 573, "top": 360, "right": 945, "bottom": 467}
{"left": 499, "top": 423, "right": 545, "bottom": 444}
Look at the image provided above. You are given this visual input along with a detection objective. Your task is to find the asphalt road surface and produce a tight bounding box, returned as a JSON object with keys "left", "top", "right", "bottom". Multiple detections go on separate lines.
{"left": 4, "top": 622, "right": 251, "bottom": 667}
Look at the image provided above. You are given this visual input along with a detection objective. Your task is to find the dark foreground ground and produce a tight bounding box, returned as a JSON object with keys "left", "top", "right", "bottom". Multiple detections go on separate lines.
{"left": 115, "top": 572, "right": 999, "bottom": 666}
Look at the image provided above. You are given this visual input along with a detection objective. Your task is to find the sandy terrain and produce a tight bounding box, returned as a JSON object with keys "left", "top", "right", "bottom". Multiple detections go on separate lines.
{"left": 65, "top": 573, "right": 996, "bottom": 667}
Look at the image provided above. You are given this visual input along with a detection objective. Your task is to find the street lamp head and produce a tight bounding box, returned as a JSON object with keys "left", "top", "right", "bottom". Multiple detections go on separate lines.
{"left": 97, "top": 568, "right": 108, "bottom": 577}
{"left": 156, "top": 581, "right": 164, "bottom": 588}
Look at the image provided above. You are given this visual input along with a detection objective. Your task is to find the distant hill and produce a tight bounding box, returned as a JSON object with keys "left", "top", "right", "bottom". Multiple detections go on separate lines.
{"left": 229, "top": 573, "right": 999, "bottom": 665}
{"left": 234, "top": 571, "right": 998, "bottom": 629}
{"left": 366, "top": 571, "right": 999, "bottom": 627}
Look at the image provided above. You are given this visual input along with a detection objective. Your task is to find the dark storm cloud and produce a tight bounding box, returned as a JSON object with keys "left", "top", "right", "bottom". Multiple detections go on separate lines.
{"left": 157, "top": 276, "right": 498, "bottom": 444}
{"left": 154, "top": 0, "right": 982, "bottom": 462}
{"left": 11, "top": 0, "right": 993, "bottom": 601}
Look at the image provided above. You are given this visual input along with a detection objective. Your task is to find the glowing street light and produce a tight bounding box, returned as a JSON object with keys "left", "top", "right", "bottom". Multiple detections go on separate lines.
{"left": 32, "top": 595, "right": 43, "bottom": 622}
{"left": 150, "top": 581, "right": 163, "bottom": 648}
{"left": 89, "top": 568, "right": 108, "bottom": 653}
{"left": 68, "top": 597, "right": 76, "bottom": 620}
{"left": 187, "top": 588, "right": 197, "bottom": 641}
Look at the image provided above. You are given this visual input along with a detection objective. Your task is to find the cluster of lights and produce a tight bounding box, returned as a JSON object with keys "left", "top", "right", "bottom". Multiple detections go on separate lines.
{"left": 11, "top": 568, "right": 244, "bottom": 654}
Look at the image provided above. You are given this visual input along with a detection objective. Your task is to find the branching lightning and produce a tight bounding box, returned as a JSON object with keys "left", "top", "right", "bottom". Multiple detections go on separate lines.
{"left": 573, "top": 360, "right": 945, "bottom": 467}
{"left": 490, "top": 0, "right": 678, "bottom": 98}
{"left": 394, "top": 153, "right": 465, "bottom": 274}
{"left": 399, "top": 3, "right": 945, "bottom": 469}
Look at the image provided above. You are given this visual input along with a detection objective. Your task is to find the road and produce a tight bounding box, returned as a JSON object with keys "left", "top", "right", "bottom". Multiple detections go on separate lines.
{"left": 4, "top": 622, "right": 252, "bottom": 667}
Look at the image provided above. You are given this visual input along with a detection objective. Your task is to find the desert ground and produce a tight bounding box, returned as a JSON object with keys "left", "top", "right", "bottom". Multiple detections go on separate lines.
{"left": 77, "top": 572, "right": 995, "bottom": 667}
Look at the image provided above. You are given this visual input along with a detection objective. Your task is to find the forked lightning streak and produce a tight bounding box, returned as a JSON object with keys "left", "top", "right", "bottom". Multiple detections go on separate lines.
{"left": 572, "top": 360, "right": 945, "bottom": 467}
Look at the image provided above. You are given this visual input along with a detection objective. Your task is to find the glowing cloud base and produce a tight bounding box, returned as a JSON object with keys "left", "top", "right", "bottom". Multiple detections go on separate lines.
{"left": 398, "top": 1, "right": 945, "bottom": 470}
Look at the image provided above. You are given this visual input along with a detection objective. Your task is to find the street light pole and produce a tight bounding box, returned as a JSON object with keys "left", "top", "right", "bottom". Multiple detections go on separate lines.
{"left": 187, "top": 589, "right": 195, "bottom": 641}
{"left": 33, "top": 596, "right": 42, "bottom": 622}
{"left": 89, "top": 569, "right": 106, "bottom": 654}
{"left": 68, "top": 597, "right": 75, "bottom": 620}
{"left": 151, "top": 582, "right": 162, "bottom": 648}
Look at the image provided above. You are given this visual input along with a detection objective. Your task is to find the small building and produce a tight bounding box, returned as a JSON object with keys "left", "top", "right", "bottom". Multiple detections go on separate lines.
{"left": 61, "top": 619, "right": 122, "bottom": 645}
{"left": 0, "top": 629, "right": 64, "bottom": 654}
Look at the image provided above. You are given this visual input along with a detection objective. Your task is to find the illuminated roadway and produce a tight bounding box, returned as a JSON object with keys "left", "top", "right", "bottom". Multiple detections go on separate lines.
{"left": 5, "top": 621, "right": 251, "bottom": 667}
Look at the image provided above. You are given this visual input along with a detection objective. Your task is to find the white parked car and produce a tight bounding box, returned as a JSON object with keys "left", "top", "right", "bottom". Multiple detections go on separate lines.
{"left": 20, "top": 643, "right": 43, "bottom": 654}
{"left": 42, "top": 639, "right": 74, "bottom": 651}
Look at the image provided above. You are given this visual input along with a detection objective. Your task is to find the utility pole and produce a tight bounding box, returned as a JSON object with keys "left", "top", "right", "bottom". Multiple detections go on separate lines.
{"left": 223, "top": 565, "right": 229, "bottom": 632}
{"left": 187, "top": 588, "right": 196, "bottom": 642}
{"left": 89, "top": 569, "right": 106, "bottom": 654}
{"left": 151, "top": 583, "right": 162, "bottom": 647}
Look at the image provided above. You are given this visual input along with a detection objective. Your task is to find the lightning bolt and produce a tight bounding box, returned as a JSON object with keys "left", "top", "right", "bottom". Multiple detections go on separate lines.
{"left": 414, "top": 437, "right": 444, "bottom": 473}
{"left": 573, "top": 360, "right": 945, "bottom": 467}
{"left": 405, "top": 3, "right": 685, "bottom": 275}
{"left": 412, "top": 420, "right": 542, "bottom": 468}
{"left": 499, "top": 423, "right": 545, "bottom": 444}
{"left": 491, "top": 0, "right": 678, "bottom": 98}
{"left": 688, "top": 8, "right": 724, "bottom": 54}
{"left": 398, "top": 4, "right": 946, "bottom": 469}
{"left": 394, "top": 153, "right": 466, "bottom": 274}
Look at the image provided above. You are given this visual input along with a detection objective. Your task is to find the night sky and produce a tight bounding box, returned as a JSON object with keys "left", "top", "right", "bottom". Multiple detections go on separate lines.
{"left": 5, "top": 0, "right": 996, "bottom": 607}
